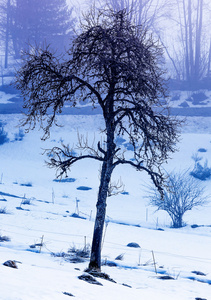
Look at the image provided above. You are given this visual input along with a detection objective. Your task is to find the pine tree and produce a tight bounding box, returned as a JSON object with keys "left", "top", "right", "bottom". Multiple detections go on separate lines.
{"left": 10, "top": 0, "right": 75, "bottom": 57}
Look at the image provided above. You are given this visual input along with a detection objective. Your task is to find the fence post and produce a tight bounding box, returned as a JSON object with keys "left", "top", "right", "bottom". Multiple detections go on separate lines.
{"left": 89, "top": 210, "right": 92, "bottom": 221}
{"left": 138, "top": 248, "right": 142, "bottom": 266}
{"left": 101, "top": 221, "right": 109, "bottom": 252}
{"left": 52, "top": 188, "right": 55, "bottom": 204}
{"left": 84, "top": 236, "right": 87, "bottom": 252}
{"left": 39, "top": 235, "right": 44, "bottom": 253}
{"left": 152, "top": 250, "right": 157, "bottom": 274}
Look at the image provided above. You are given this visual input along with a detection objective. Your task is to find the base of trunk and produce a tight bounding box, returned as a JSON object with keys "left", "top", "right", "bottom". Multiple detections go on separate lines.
{"left": 87, "top": 262, "right": 101, "bottom": 272}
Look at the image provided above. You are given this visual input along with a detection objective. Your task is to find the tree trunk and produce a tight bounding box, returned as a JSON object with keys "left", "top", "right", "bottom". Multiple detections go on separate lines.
{"left": 89, "top": 121, "right": 115, "bottom": 271}
{"left": 182, "top": 0, "right": 190, "bottom": 82}
{"left": 207, "top": 39, "right": 211, "bottom": 77}
{"left": 173, "top": 213, "right": 183, "bottom": 228}
{"left": 5, "top": 0, "right": 10, "bottom": 68}
{"left": 188, "top": 0, "right": 194, "bottom": 84}
{"left": 88, "top": 159, "right": 113, "bottom": 271}
{"left": 194, "top": 0, "right": 203, "bottom": 83}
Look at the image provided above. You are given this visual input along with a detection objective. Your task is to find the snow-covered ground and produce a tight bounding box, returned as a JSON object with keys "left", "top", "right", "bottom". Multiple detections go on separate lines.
{"left": 0, "top": 110, "right": 211, "bottom": 299}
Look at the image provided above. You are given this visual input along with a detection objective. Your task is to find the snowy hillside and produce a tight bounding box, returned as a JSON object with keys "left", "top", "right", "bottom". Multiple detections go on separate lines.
{"left": 0, "top": 112, "right": 211, "bottom": 300}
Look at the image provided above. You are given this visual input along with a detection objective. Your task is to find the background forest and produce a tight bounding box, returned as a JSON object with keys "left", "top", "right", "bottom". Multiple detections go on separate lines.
{"left": 0, "top": 0, "right": 210, "bottom": 91}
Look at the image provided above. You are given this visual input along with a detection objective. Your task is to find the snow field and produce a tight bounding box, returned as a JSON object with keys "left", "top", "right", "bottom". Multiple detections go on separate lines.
{"left": 0, "top": 113, "right": 211, "bottom": 299}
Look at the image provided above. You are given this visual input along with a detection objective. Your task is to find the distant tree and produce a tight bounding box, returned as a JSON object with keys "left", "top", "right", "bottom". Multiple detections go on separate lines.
{"left": 164, "top": 0, "right": 211, "bottom": 85}
{"left": 15, "top": 9, "right": 181, "bottom": 271}
{"left": 92, "top": 0, "right": 170, "bottom": 29}
{"left": 0, "top": 0, "right": 12, "bottom": 68}
{"left": 0, "top": 0, "right": 75, "bottom": 59}
{"left": 149, "top": 170, "right": 208, "bottom": 228}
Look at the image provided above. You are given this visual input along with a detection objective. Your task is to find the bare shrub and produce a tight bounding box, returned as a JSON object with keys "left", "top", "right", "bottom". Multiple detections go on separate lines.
{"left": 148, "top": 170, "right": 208, "bottom": 228}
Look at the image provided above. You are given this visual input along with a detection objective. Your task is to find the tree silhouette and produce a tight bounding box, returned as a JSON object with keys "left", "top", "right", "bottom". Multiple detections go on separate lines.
{"left": 15, "top": 9, "right": 181, "bottom": 271}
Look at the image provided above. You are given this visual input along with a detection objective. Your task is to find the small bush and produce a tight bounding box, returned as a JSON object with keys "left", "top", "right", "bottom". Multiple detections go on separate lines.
{"left": 68, "top": 245, "right": 90, "bottom": 258}
{"left": 52, "top": 245, "right": 91, "bottom": 264}
{"left": 190, "top": 160, "right": 211, "bottom": 181}
{"left": 192, "top": 153, "right": 202, "bottom": 164}
{"left": 51, "top": 251, "right": 67, "bottom": 258}
{"left": 21, "top": 198, "right": 32, "bottom": 205}
{"left": 148, "top": 170, "right": 208, "bottom": 228}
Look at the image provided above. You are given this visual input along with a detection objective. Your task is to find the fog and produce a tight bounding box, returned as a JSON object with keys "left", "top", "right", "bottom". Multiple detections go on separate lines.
{"left": 0, "top": 0, "right": 211, "bottom": 92}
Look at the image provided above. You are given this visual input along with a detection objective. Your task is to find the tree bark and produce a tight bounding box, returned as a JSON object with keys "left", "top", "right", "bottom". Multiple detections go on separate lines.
{"left": 88, "top": 159, "right": 113, "bottom": 271}
{"left": 89, "top": 121, "right": 115, "bottom": 271}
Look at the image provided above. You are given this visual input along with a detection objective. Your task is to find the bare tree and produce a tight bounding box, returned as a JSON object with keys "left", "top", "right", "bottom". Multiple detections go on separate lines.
{"left": 0, "top": 0, "right": 75, "bottom": 60}
{"left": 0, "top": 0, "right": 13, "bottom": 68}
{"left": 94, "top": 0, "right": 170, "bottom": 28}
{"left": 165, "top": 0, "right": 211, "bottom": 85}
{"left": 148, "top": 170, "right": 208, "bottom": 228}
{"left": 15, "top": 9, "right": 181, "bottom": 271}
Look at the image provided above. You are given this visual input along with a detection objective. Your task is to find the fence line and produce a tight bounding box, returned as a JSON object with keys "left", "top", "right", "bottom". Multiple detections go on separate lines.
{"left": 0, "top": 221, "right": 91, "bottom": 239}
{"left": 1, "top": 221, "right": 210, "bottom": 264}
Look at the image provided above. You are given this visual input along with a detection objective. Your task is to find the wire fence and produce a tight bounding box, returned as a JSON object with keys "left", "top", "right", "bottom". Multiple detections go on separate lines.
{"left": 1, "top": 219, "right": 210, "bottom": 266}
